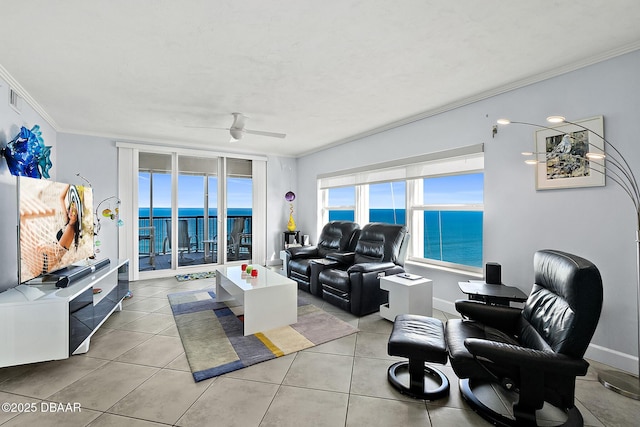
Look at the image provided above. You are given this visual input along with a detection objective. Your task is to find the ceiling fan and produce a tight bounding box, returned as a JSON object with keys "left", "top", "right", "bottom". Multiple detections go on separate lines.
{"left": 188, "top": 112, "right": 286, "bottom": 142}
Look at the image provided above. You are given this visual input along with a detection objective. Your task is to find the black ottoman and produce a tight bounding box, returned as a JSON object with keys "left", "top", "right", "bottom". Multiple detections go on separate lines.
{"left": 387, "top": 314, "right": 449, "bottom": 400}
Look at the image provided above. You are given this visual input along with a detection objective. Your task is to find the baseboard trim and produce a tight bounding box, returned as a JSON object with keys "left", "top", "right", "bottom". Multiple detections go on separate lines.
{"left": 433, "top": 297, "right": 456, "bottom": 316}
{"left": 585, "top": 343, "right": 638, "bottom": 375}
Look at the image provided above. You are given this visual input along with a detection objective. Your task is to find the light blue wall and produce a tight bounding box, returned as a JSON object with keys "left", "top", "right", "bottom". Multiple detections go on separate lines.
{"left": 56, "top": 134, "right": 119, "bottom": 264}
{"left": 53, "top": 135, "right": 295, "bottom": 270}
{"left": 0, "top": 77, "right": 57, "bottom": 292}
{"left": 266, "top": 155, "right": 297, "bottom": 264}
{"left": 295, "top": 50, "right": 640, "bottom": 373}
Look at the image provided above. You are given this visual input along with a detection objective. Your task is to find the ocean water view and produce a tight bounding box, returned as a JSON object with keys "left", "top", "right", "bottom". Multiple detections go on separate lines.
{"left": 139, "top": 208, "right": 252, "bottom": 218}
{"left": 139, "top": 208, "right": 482, "bottom": 267}
{"left": 330, "top": 209, "right": 483, "bottom": 267}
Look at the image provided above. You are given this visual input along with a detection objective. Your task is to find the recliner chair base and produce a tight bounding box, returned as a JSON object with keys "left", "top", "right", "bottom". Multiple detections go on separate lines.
{"left": 388, "top": 361, "right": 449, "bottom": 400}
{"left": 459, "top": 378, "right": 585, "bottom": 427}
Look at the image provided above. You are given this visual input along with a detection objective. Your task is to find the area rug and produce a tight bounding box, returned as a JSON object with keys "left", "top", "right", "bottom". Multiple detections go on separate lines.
{"left": 167, "top": 288, "right": 359, "bottom": 382}
{"left": 175, "top": 271, "right": 216, "bottom": 282}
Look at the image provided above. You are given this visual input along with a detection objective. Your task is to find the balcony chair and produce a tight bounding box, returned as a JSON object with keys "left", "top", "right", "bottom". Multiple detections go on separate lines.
{"left": 162, "top": 219, "right": 197, "bottom": 261}
{"left": 228, "top": 217, "right": 251, "bottom": 261}
{"left": 317, "top": 222, "right": 409, "bottom": 316}
{"left": 445, "top": 249, "right": 603, "bottom": 427}
{"left": 285, "top": 221, "right": 360, "bottom": 296}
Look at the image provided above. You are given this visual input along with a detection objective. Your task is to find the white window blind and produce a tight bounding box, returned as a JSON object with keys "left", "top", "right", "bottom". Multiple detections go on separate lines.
{"left": 318, "top": 144, "right": 483, "bottom": 188}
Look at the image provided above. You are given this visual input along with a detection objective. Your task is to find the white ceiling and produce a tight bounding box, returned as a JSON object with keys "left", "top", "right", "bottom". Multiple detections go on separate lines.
{"left": 1, "top": 1, "right": 640, "bottom": 158}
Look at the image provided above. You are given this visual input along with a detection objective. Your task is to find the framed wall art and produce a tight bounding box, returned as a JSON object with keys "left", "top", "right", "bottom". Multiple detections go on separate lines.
{"left": 533, "top": 116, "right": 605, "bottom": 190}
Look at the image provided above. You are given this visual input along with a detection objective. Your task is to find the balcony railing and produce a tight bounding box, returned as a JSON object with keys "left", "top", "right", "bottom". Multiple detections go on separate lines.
{"left": 138, "top": 215, "right": 252, "bottom": 260}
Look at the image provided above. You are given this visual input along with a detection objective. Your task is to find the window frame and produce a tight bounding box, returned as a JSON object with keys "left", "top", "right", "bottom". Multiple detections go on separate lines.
{"left": 117, "top": 142, "right": 267, "bottom": 281}
{"left": 320, "top": 185, "right": 357, "bottom": 224}
{"left": 407, "top": 174, "right": 484, "bottom": 273}
{"left": 317, "top": 145, "right": 484, "bottom": 273}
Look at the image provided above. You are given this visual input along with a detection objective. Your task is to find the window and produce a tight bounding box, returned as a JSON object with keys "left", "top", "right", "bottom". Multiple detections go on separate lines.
{"left": 318, "top": 145, "right": 484, "bottom": 271}
{"left": 226, "top": 159, "right": 252, "bottom": 263}
{"left": 411, "top": 174, "right": 483, "bottom": 269}
{"left": 138, "top": 153, "right": 173, "bottom": 272}
{"left": 369, "top": 181, "right": 406, "bottom": 225}
{"left": 326, "top": 186, "right": 355, "bottom": 222}
{"left": 119, "top": 142, "right": 266, "bottom": 280}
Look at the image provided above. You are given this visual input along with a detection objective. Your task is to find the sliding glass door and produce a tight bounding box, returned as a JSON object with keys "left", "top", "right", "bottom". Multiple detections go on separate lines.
{"left": 138, "top": 153, "right": 172, "bottom": 272}
{"left": 226, "top": 159, "right": 252, "bottom": 263}
{"left": 136, "top": 152, "right": 257, "bottom": 273}
{"left": 176, "top": 156, "right": 218, "bottom": 267}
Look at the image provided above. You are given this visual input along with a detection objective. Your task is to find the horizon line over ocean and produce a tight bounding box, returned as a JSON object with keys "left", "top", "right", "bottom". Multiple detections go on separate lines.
{"left": 139, "top": 208, "right": 482, "bottom": 267}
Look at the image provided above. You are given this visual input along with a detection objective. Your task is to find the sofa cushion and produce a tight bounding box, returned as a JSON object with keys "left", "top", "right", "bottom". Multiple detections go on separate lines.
{"left": 317, "top": 221, "right": 361, "bottom": 257}
{"left": 525, "top": 250, "right": 603, "bottom": 358}
{"left": 319, "top": 269, "right": 350, "bottom": 295}
{"left": 289, "top": 258, "right": 313, "bottom": 276}
{"left": 353, "top": 223, "right": 407, "bottom": 265}
{"left": 445, "top": 318, "right": 520, "bottom": 380}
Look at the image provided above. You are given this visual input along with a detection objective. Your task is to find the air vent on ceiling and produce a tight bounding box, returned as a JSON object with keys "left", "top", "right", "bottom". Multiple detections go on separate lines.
{"left": 9, "top": 88, "right": 21, "bottom": 113}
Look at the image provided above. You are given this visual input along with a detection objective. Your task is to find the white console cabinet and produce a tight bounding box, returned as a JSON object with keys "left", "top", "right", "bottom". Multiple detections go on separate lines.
{"left": 0, "top": 259, "right": 129, "bottom": 368}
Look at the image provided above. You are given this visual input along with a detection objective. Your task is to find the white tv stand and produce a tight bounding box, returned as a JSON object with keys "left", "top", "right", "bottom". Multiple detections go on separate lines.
{"left": 0, "top": 259, "right": 129, "bottom": 368}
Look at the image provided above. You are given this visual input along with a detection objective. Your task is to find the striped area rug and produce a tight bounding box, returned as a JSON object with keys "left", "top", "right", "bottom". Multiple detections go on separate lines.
{"left": 167, "top": 289, "right": 359, "bottom": 382}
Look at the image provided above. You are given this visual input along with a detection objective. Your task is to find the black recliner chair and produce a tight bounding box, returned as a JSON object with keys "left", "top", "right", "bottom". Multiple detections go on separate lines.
{"left": 318, "top": 222, "right": 409, "bottom": 316}
{"left": 285, "top": 221, "right": 360, "bottom": 296}
{"left": 445, "top": 249, "right": 603, "bottom": 427}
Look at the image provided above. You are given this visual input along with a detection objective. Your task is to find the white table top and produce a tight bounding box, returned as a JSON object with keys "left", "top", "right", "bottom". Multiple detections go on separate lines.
{"left": 216, "top": 265, "right": 293, "bottom": 292}
{"left": 383, "top": 273, "right": 430, "bottom": 286}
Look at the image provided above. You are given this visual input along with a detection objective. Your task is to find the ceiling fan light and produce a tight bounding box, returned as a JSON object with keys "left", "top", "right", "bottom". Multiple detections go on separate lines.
{"left": 229, "top": 128, "right": 243, "bottom": 140}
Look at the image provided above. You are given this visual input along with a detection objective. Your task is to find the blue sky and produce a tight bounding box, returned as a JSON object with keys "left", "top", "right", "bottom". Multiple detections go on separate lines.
{"left": 138, "top": 173, "right": 252, "bottom": 208}
{"left": 423, "top": 173, "right": 484, "bottom": 204}
{"left": 330, "top": 173, "right": 484, "bottom": 207}
{"left": 139, "top": 172, "right": 483, "bottom": 210}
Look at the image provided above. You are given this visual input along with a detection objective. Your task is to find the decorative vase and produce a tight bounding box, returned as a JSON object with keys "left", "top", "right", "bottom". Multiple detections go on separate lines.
{"left": 287, "top": 212, "right": 296, "bottom": 232}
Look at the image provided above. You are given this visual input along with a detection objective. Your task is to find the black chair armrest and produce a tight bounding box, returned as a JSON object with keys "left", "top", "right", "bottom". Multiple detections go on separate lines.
{"left": 464, "top": 338, "right": 590, "bottom": 376}
{"left": 326, "top": 251, "right": 355, "bottom": 265}
{"left": 347, "top": 264, "right": 405, "bottom": 316}
{"left": 287, "top": 245, "right": 319, "bottom": 259}
{"left": 455, "top": 300, "right": 522, "bottom": 334}
{"left": 348, "top": 262, "right": 397, "bottom": 274}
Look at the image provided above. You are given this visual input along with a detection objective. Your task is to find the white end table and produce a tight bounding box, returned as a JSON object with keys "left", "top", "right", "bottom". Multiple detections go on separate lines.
{"left": 380, "top": 274, "right": 433, "bottom": 321}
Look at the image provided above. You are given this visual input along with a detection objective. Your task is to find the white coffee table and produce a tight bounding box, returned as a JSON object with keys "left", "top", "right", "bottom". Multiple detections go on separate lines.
{"left": 380, "top": 274, "right": 433, "bottom": 321}
{"left": 215, "top": 265, "right": 298, "bottom": 336}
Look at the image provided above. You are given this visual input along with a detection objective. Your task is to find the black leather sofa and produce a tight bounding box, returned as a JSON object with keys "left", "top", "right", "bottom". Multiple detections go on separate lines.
{"left": 285, "top": 221, "right": 360, "bottom": 296}
{"left": 318, "top": 222, "right": 409, "bottom": 316}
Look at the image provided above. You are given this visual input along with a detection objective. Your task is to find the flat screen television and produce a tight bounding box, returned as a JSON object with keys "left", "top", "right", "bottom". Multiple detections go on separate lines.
{"left": 18, "top": 177, "right": 94, "bottom": 283}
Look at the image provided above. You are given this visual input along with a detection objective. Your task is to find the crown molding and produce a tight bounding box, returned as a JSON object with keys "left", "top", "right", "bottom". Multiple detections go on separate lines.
{"left": 0, "top": 64, "right": 59, "bottom": 130}
{"left": 296, "top": 41, "right": 640, "bottom": 158}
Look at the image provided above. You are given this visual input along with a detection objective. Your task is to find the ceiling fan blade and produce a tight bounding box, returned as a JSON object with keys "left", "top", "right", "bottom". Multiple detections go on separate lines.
{"left": 244, "top": 129, "right": 287, "bottom": 138}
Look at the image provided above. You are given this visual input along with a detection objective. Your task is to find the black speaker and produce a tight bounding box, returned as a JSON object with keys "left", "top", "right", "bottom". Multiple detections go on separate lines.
{"left": 42, "top": 259, "right": 111, "bottom": 288}
{"left": 485, "top": 262, "right": 502, "bottom": 285}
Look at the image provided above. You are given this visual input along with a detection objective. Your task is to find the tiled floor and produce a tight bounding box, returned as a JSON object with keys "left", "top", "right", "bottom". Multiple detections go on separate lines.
{"left": 1, "top": 275, "right": 639, "bottom": 426}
